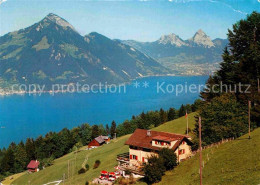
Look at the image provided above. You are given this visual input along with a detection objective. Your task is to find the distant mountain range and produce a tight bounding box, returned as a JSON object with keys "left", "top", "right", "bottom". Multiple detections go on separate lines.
{"left": 121, "top": 30, "right": 228, "bottom": 75}
{"left": 0, "top": 13, "right": 169, "bottom": 91}
{"left": 0, "top": 13, "right": 228, "bottom": 92}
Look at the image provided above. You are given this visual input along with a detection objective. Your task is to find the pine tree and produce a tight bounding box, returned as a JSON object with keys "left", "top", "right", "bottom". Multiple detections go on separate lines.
{"left": 91, "top": 125, "right": 100, "bottom": 139}
{"left": 178, "top": 104, "right": 186, "bottom": 117}
{"left": 168, "top": 108, "right": 176, "bottom": 121}
{"left": 105, "top": 124, "right": 110, "bottom": 136}
{"left": 110, "top": 121, "right": 117, "bottom": 138}
{"left": 159, "top": 108, "right": 168, "bottom": 124}
{"left": 25, "top": 138, "right": 35, "bottom": 161}
{"left": 15, "top": 142, "right": 28, "bottom": 172}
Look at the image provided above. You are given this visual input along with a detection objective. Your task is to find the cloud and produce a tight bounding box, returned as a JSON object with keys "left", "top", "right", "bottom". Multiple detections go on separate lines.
{"left": 168, "top": 0, "right": 248, "bottom": 15}
{"left": 0, "top": 0, "right": 7, "bottom": 5}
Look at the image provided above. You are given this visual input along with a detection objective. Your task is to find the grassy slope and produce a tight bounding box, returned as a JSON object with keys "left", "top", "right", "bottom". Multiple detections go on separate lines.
{"left": 13, "top": 114, "right": 194, "bottom": 185}
{"left": 13, "top": 135, "right": 130, "bottom": 185}
{"left": 155, "top": 129, "right": 260, "bottom": 185}
{"left": 153, "top": 112, "right": 196, "bottom": 135}
{"left": 1, "top": 172, "right": 26, "bottom": 185}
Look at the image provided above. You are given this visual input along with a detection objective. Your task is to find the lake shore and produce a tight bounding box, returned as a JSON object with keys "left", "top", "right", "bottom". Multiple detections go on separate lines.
{"left": 0, "top": 74, "right": 208, "bottom": 97}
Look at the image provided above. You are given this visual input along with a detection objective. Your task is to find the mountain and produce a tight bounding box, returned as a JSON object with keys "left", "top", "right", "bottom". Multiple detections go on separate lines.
{"left": 122, "top": 30, "right": 228, "bottom": 75}
{"left": 0, "top": 13, "right": 169, "bottom": 91}
{"left": 188, "top": 29, "right": 214, "bottom": 48}
{"left": 156, "top": 33, "right": 188, "bottom": 47}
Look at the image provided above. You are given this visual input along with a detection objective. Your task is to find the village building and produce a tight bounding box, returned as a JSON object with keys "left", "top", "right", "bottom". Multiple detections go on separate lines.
{"left": 88, "top": 135, "right": 110, "bottom": 148}
{"left": 27, "top": 160, "right": 40, "bottom": 172}
{"left": 117, "top": 129, "right": 193, "bottom": 174}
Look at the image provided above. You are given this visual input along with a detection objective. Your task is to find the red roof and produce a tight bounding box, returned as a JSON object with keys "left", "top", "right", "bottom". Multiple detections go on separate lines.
{"left": 152, "top": 135, "right": 177, "bottom": 142}
{"left": 27, "top": 160, "right": 40, "bottom": 169}
{"left": 125, "top": 129, "right": 192, "bottom": 151}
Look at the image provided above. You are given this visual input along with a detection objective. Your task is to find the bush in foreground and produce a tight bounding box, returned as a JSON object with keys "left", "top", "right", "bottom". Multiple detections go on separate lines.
{"left": 93, "top": 160, "right": 101, "bottom": 169}
{"left": 85, "top": 164, "right": 89, "bottom": 171}
{"left": 159, "top": 148, "right": 178, "bottom": 170}
{"left": 144, "top": 156, "right": 165, "bottom": 184}
{"left": 78, "top": 168, "right": 86, "bottom": 174}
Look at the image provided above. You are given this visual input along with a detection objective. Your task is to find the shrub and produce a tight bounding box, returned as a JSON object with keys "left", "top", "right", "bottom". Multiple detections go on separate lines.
{"left": 115, "top": 177, "right": 128, "bottom": 185}
{"left": 39, "top": 157, "right": 54, "bottom": 169}
{"left": 78, "top": 168, "right": 86, "bottom": 174}
{"left": 158, "top": 148, "right": 178, "bottom": 170}
{"left": 144, "top": 156, "right": 165, "bottom": 184}
{"left": 93, "top": 160, "right": 101, "bottom": 169}
{"left": 85, "top": 164, "right": 89, "bottom": 171}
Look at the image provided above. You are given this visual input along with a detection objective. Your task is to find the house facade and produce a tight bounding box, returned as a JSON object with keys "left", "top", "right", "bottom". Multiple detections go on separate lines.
{"left": 121, "top": 129, "right": 192, "bottom": 169}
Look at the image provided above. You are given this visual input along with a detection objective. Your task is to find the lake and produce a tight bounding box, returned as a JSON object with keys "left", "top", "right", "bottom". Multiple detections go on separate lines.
{"left": 0, "top": 76, "right": 208, "bottom": 148}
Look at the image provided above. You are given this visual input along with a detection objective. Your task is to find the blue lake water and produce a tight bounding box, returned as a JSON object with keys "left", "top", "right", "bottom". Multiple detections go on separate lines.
{"left": 0, "top": 76, "right": 208, "bottom": 148}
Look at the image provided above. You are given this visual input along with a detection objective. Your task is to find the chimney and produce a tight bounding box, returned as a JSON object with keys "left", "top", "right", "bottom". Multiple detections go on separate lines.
{"left": 147, "top": 130, "right": 151, "bottom": 137}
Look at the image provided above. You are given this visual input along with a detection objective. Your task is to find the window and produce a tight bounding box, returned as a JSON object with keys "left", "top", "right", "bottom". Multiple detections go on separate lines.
{"left": 179, "top": 149, "right": 185, "bottom": 155}
{"left": 131, "top": 155, "right": 138, "bottom": 160}
{"left": 155, "top": 141, "right": 158, "bottom": 144}
{"left": 182, "top": 141, "right": 185, "bottom": 145}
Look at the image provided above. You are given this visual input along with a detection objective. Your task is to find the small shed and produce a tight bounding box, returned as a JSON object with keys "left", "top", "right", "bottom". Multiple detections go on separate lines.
{"left": 88, "top": 136, "right": 110, "bottom": 148}
{"left": 27, "top": 160, "right": 40, "bottom": 172}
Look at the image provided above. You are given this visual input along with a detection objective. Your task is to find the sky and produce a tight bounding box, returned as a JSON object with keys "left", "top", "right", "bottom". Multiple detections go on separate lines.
{"left": 0, "top": 0, "right": 259, "bottom": 41}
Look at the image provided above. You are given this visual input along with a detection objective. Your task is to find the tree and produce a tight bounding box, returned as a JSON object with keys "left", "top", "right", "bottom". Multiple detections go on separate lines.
{"left": 201, "top": 12, "right": 260, "bottom": 104}
{"left": 178, "top": 104, "right": 186, "bottom": 117}
{"left": 15, "top": 142, "right": 28, "bottom": 172}
{"left": 158, "top": 148, "right": 177, "bottom": 170}
{"left": 168, "top": 108, "right": 176, "bottom": 121}
{"left": 144, "top": 156, "right": 165, "bottom": 184}
{"left": 159, "top": 108, "right": 168, "bottom": 124}
{"left": 105, "top": 124, "right": 110, "bottom": 136}
{"left": 110, "top": 121, "right": 117, "bottom": 138}
{"left": 194, "top": 93, "right": 248, "bottom": 145}
{"left": 79, "top": 124, "right": 92, "bottom": 145}
{"left": 0, "top": 148, "right": 15, "bottom": 173}
{"left": 191, "top": 99, "right": 202, "bottom": 112}
{"left": 25, "top": 138, "right": 35, "bottom": 161}
{"left": 91, "top": 125, "right": 100, "bottom": 139}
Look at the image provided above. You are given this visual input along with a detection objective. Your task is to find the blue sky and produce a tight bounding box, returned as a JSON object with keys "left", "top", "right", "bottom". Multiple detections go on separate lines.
{"left": 0, "top": 0, "right": 259, "bottom": 41}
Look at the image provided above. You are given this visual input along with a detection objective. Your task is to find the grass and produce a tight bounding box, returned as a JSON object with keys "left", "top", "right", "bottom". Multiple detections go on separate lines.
{"left": 32, "top": 36, "right": 50, "bottom": 51}
{"left": 13, "top": 135, "right": 130, "bottom": 185}
{"left": 1, "top": 172, "right": 26, "bottom": 185}
{"left": 154, "top": 128, "right": 260, "bottom": 185}
{"left": 12, "top": 113, "right": 260, "bottom": 185}
{"left": 13, "top": 114, "right": 195, "bottom": 185}
{"left": 153, "top": 112, "right": 197, "bottom": 135}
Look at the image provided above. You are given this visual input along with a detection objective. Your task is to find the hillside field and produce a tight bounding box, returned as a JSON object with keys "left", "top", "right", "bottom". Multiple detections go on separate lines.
{"left": 154, "top": 128, "right": 260, "bottom": 185}
{"left": 11, "top": 113, "right": 196, "bottom": 185}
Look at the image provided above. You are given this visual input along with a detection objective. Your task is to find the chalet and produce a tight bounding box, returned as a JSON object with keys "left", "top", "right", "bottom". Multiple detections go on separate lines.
{"left": 117, "top": 129, "right": 193, "bottom": 174}
{"left": 88, "top": 135, "right": 110, "bottom": 148}
{"left": 27, "top": 160, "right": 40, "bottom": 172}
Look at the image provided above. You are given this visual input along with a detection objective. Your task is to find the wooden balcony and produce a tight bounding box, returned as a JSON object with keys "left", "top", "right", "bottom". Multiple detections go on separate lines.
{"left": 119, "top": 163, "right": 144, "bottom": 176}
{"left": 116, "top": 152, "right": 130, "bottom": 163}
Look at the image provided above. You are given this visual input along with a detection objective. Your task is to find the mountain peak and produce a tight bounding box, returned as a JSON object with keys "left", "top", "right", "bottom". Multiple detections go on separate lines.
{"left": 43, "top": 13, "right": 75, "bottom": 31}
{"left": 157, "top": 33, "right": 187, "bottom": 47}
{"left": 190, "top": 29, "right": 214, "bottom": 48}
{"left": 196, "top": 29, "right": 206, "bottom": 35}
